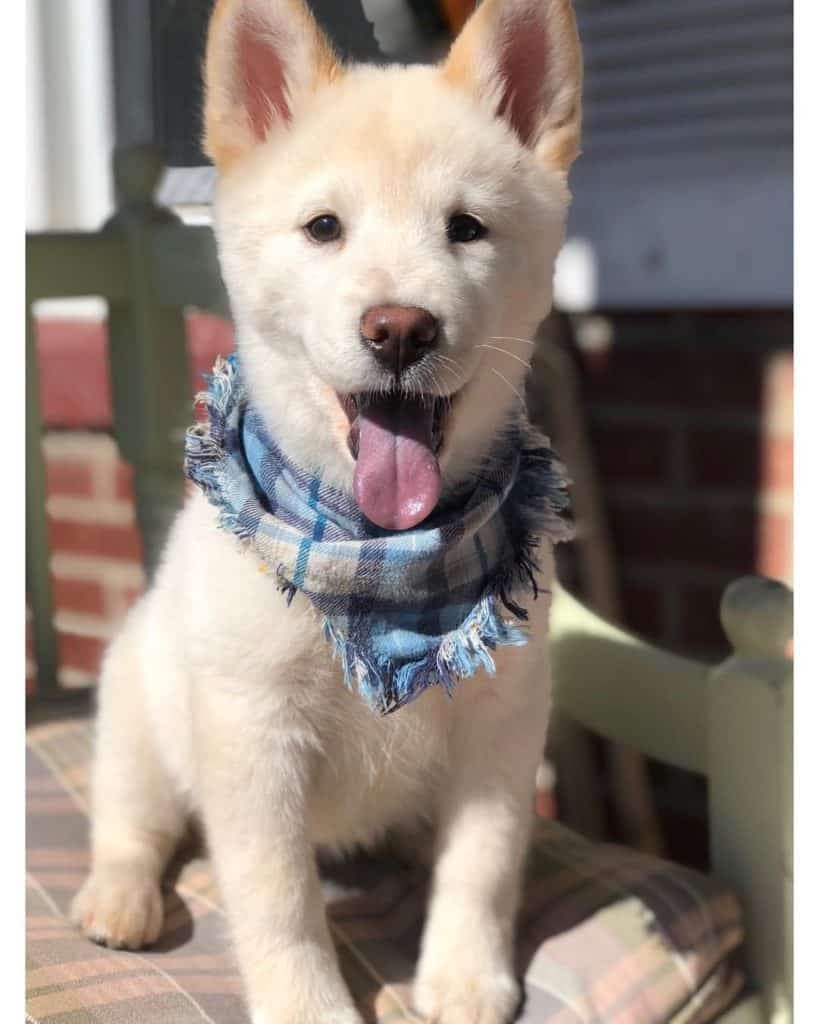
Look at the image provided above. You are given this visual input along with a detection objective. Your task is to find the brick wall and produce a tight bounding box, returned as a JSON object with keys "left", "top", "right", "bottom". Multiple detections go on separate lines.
{"left": 29, "top": 312, "right": 234, "bottom": 693}
{"left": 28, "top": 310, "right": 792, "bottom": 693}
{"left": 44, "top": 431, "right": 143, "bottom": 688}
{"left": 572, "top": 312, "right": 792, "bottom": 660}
{"left": 550, "top": 311, "right": 793, "bottom": 866}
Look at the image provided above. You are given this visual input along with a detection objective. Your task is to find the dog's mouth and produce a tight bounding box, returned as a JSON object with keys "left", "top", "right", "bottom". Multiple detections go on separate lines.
{"left": 340, "top": 391, "right": 455, "bottom": 531}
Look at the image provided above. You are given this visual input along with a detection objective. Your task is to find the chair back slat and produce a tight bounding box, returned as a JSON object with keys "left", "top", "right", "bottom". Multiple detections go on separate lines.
{"left": 25, "top": 144, "right": 229, "bottom": 702}
{"left": 26, "top": 307, "right": 59, "bottom": 700}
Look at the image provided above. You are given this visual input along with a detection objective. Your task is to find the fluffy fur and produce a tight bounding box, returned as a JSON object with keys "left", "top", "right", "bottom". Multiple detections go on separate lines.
{"left": 72, "top": 2, "right": 583, "bottom": 1021}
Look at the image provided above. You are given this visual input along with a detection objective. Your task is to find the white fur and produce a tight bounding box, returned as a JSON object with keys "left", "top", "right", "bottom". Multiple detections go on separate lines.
{"left": 72, "top": 2, "right": 582, "bottom": 1021}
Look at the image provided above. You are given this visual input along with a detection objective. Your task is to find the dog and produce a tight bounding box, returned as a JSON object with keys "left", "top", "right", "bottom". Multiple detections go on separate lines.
{"left": 71, "top": 1, "right": 583, "bottom": 1021}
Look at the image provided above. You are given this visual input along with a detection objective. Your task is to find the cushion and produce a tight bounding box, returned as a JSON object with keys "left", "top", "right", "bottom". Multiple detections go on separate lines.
{"left": 27, "top": 716, "right": 745, "bottom": 1024}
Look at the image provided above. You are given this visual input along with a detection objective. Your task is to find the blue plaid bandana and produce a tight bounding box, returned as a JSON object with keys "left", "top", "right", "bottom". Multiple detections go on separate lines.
{"left": 185, "top": 355, "right": 572, "bottom": 715}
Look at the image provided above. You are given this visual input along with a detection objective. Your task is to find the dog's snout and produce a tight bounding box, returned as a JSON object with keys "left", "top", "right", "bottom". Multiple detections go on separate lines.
{"left": 360, "top": 305, "right": 439, "bottom": 376}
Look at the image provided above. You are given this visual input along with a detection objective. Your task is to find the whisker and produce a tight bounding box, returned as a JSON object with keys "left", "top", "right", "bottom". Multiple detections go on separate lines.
{"left": 434, "top": 353, "right": 463, "bottom": 372}
{"left": 439, "top": 372, "right": 465, "bottom": 397}
{"left": 476, "top": 344, "right": 531, "bottom": 369}
{"left": 489, "top": 367, "right": 527, "bottom": 410}
{"left": 419, "top": 367, "right": 437, "bottom": 406}
{"left": 415, "top": 361, "right": 447, "bottom": 406}
{"left": 489, "top": 336, "right": 536, "bottom": 346}
{"left": 431, "top": 356, "right": 465, "bottom": 390}
{"left": 434, "top": 374, "right": 452, "bottom": 405}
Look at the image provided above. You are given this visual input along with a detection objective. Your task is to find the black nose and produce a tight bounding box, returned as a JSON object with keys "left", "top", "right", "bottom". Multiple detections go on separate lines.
{"left": 360, "top": 305, "right": 439, "bottom": 376}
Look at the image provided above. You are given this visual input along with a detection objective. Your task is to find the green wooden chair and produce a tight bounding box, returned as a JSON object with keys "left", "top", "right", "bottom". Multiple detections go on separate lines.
{"left": 550, "top": 579, "right": 792, "bottom": 1024}
{"left": 26, "top": 147, "right": 792, "bottom": 1024}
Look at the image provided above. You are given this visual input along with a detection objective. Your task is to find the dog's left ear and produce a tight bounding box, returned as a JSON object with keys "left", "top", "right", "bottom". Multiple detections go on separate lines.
{"left": 442, "top": 0, "right": 583, "bottom": 174}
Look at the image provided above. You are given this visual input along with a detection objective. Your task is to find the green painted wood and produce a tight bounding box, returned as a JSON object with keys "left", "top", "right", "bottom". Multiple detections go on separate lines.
{"left": 551, "top": 577, "right": 793, "bottom": 1023}
{"left": 25, "top": 227, "right": 129, "bottom": 702}
{"left": 26, "top": 234, "right": 129, "bottom": 303}
{"left": 150, "top": 222, "right": 231, "bottom": 319}
{"left": 24, "top": 227, "right": 125, "bottom": 704}
{"left": 25, "top": 144, "right": 225, "bottom": 697}
{"left": 25, "top": 308, "right": 58, "bottom": 699}
{"left": 708, "top": 577, "right": 793, "bottom": 1024}
{"left": 550, "top": 583, "right": 709, "bottom": 774}
{"left": 104, "top": 146, "right": 194, "bottom": 577}
{"left": 711, "top": 994, "right": 766, "bottom": 1024}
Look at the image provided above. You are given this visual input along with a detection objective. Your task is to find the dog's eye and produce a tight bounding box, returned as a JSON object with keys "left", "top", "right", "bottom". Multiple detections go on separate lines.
{"left": 305, "top": 214, "right": 342, "bottom": 243}
{"left": 447, "top": 213, "right": 487, "bottom": 244}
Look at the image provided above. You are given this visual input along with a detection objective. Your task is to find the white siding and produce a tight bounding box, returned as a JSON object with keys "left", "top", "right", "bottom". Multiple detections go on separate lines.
{"left": 26, "top": 0, "right": 116, "bottom": 231}
{"left": 555, "top": 0, "right": 792, "bottom": 310}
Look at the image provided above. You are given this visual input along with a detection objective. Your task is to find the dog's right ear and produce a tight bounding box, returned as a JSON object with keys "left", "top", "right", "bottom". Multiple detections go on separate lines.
{"left": 203, "top": 0, "right": 342, "bottom": 170}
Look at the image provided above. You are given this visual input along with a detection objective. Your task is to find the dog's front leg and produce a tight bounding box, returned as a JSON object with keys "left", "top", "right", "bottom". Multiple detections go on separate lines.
{"left": 414, "top": 656, "right": 549, "bottom": 1024}
{"left": 194, "top": 681, "right": 362, "bottom": 1024}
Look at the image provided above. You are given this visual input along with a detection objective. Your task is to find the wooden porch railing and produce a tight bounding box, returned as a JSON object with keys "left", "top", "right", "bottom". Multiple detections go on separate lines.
{"left": 26, "top": 145, "right": 230, "bottom": 702}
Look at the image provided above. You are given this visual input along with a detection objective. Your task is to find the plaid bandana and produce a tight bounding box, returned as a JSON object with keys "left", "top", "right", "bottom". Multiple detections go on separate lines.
{"left": 185, "top": 355, "right": 572, "bottom": 714}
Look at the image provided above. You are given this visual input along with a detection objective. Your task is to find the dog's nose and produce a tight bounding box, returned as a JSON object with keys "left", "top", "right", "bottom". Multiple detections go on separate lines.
{"left": 360, "top": 305, "right": 439, "bottom": 376}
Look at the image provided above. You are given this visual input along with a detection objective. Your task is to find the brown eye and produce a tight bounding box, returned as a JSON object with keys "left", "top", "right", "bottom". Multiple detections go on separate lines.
{"left": 305, "top": 214, "right": 342, "bottom": 243}
{"left": 447, "top": 213, "right": 487, "bottom": 244}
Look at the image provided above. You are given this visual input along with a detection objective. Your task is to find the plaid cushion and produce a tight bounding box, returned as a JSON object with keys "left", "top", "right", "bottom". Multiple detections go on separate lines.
{"left": 27, "top": 717, "right": 745, "bottom": 1024}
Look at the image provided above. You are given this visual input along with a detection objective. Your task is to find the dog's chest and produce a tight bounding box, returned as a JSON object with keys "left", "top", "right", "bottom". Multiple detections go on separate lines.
{"left": 190, "top": 566, "right": 454, "bottom": 846}
{"left": 279, "top": 616, "right": 455, "bottom": 846}
{"left": 177, "top": 495, "right": 543, "bottom": 848}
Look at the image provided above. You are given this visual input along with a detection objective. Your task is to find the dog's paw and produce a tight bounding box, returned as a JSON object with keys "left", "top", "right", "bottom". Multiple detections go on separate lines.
{"left": 71, "top": 864, "right": 164, "bottom": 950}
{"left": 413, "top": 967, "right": 520, "bottom": 1024}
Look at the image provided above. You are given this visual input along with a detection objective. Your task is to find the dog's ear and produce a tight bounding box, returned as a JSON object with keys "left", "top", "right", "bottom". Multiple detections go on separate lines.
{"left": 203, "top": 0, "right": 342, "bottom": 170}
{"left": 442, "top": 0, "right": 582, "bottom": 174}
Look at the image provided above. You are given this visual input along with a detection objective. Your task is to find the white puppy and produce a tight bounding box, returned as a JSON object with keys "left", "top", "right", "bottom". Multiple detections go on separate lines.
{"left": 72, "top": 2, "right": 583, "bottom": 1021}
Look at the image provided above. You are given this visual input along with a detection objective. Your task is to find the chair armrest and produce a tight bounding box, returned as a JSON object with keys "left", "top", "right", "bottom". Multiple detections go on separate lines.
{"left": 549, "top": 582, "right": 709, "bottom": 773}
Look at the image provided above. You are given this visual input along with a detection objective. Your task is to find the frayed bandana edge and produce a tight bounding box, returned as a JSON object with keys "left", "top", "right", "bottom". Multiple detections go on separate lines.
{"left": 185, "top": 354, "right": 573, "bottom": 715}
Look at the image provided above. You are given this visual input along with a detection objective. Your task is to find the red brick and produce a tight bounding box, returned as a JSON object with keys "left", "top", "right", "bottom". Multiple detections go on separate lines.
{"left": 36, "top": 318, "right": 112, "bottom": 429}
{"left": 105, "top": 584, "right": 144, "bottom": 621}
{"left": 582, "top": 343, "right": 767, "bottom": 411}
{"left": 120, "top": 586, "right": 143, "bottom": 608}
{"left": 607, "top": 500, "right": 756, "bottom": 573}
{"left": 688, "top": 427, "right": 759, "bottom": 489}
{"left": 48, "top": 517, "right": 143, "bottom": 563}
{"left": 757, "top": 512, "right": 792, "bottom": 582}
{"left": 58, "top": 632, "right": 106, "bottom": 676}
{"left": 53, "top": 578, "right": 106, "bottom": 617}
{"left": 45, "top": 458, "right": 94, "bottom": 498}
{"left": 620, "top": 582, "right": 664, "bottom": 641}
{"left": 187, "top": 312, "right": 236, "bottom": 389}
{"left": 761, "top": 436, "right": 793, "bottom": 495}
{"left": 763, "top": 351, "right": 793, "bottom": 411}
{"left": 36, "top": 312, "right": 237, "bottom": 432}
{"left": 589, "top": 424, "right": 671, "bottom": 485}
{"left": 115, "top": 460, "right": 135, "bottom": 501}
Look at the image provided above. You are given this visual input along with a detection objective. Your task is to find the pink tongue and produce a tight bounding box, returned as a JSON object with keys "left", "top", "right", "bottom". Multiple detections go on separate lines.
{"left": 353, "top": 395, "right": 441, "bottom": 530}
